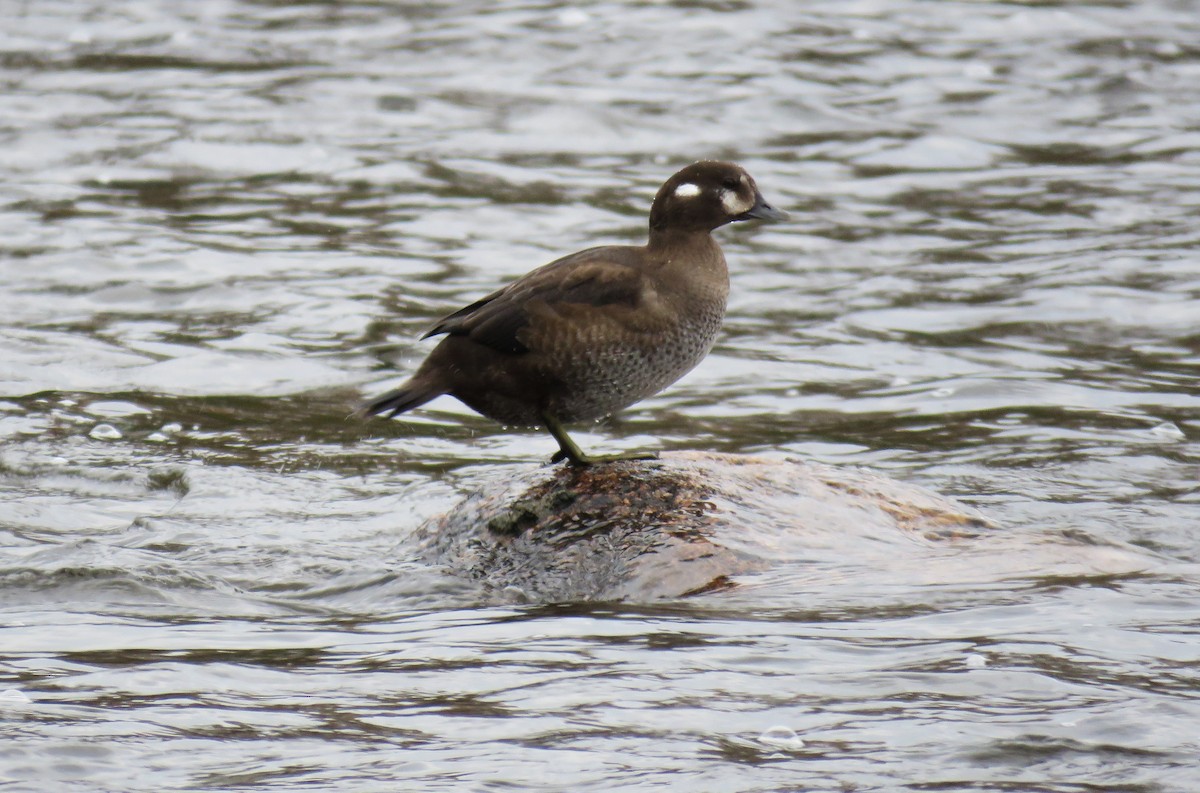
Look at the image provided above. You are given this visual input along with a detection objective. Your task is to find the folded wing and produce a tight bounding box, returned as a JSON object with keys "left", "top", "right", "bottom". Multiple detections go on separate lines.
{"left": 422, "top": 247, "right": 648, "bottom": 355}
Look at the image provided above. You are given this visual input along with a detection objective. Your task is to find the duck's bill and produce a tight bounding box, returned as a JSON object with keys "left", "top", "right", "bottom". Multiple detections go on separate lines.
{"left": 736, "top": 193, "right": 789, "bottom": 222}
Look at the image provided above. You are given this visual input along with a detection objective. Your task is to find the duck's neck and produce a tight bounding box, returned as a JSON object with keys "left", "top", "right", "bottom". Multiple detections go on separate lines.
{"left": 646, "top": 227, "right": 720, "bottom": 258}
{"left": 645, "top": 228, "right": 729, "bottom": 301}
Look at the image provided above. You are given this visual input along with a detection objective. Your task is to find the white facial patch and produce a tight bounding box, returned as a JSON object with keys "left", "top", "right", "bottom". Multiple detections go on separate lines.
{"left": 721, "top": 188, "right": 752, "bottom": 215}
{"left": 674, "top": 182, "right": 701, "bottom": 198}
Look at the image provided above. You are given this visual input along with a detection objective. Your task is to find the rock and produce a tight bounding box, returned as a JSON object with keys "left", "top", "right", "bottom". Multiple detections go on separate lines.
{"left": 414, "top": 452, "right": 993, "bottom": 602}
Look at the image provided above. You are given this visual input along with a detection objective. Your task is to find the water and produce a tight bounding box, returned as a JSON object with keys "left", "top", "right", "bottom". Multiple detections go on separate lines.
{"left": 2, "top": 0, "right": 1198, "bottom": 790}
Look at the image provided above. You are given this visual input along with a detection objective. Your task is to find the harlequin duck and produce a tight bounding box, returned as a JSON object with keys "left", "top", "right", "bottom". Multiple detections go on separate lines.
{"left": 359, "top": 161, "right": 787, "bottom": 465}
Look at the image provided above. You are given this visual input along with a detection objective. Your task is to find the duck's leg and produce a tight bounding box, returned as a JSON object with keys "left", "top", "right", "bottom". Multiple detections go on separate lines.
{"left": 541, "top": 414, "right": 658, "bottom": 466}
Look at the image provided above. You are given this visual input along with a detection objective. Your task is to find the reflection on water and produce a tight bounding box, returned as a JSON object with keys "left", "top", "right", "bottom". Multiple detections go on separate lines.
{"left": 2, "top": 1, "right": 1198, "bottom": 790}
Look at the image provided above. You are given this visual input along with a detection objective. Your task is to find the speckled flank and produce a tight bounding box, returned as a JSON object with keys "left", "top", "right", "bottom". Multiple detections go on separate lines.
{"left": 546, "top": 300, "right": 727, "bottom": 423}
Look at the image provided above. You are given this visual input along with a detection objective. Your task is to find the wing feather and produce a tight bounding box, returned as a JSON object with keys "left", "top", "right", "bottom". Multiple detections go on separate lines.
{"left": 422, "top": 246, "right": 647, "bottom": 355}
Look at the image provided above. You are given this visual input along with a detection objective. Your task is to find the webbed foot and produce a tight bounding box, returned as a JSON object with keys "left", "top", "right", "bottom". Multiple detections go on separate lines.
{"left": 541, "top": 414, "right": 658, "bottom": 467}
{"left": 549, "top": 448, "right": 659, "bottom": 466}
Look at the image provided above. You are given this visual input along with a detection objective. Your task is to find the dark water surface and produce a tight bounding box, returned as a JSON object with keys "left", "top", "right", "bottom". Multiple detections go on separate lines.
{"left": 2, "top": 1, "right": 1199, "bottom": 790}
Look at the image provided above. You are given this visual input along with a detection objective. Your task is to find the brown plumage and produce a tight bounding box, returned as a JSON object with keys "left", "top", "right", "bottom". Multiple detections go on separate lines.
{"left": 359, "top": 161, "right": 787, "bottom": 465}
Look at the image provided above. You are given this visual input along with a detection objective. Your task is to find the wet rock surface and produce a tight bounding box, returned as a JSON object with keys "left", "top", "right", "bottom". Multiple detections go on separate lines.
{"left": 416, "top": 452, "right": 993, "bottom": 601}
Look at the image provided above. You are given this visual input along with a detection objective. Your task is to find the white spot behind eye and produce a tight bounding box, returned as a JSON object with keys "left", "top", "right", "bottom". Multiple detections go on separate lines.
{"left": 721, "top": 189, "right": 752, "bottom": 215}
{"left": 674, "top": 182, "right": 701, "bottom": 198}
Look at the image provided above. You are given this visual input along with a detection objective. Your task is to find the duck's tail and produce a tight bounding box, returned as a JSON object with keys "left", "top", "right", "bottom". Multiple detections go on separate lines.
{"left": 356, "top": 375, "right": 446, "bottom": 420}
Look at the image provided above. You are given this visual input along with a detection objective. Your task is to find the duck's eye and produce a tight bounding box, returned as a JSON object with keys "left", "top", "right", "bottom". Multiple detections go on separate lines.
{"left": 720, "top": 178, "right": 741, "bottom": 191}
